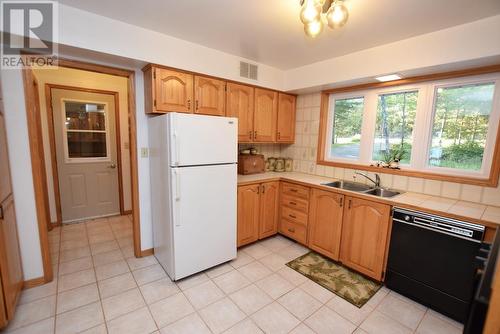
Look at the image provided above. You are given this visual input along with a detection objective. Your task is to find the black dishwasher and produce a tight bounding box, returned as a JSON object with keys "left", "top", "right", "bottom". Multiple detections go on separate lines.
{"left": 385, "top": 207, "right": 485, "bottom": 322}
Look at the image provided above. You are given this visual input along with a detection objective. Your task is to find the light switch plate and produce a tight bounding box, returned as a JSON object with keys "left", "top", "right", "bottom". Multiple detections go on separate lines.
{"left": 141, "top": 147, "right": 149, "bottom": 158}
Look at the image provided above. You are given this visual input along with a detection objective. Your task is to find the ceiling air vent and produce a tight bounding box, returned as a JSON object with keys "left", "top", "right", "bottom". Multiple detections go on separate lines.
{"left": 240, "top": 61, "right": 258, "bottom": 80}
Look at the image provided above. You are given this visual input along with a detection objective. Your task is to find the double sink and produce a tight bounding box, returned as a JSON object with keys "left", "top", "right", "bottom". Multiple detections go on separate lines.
{"left": 321, "top": 180, "right": 402, "bottom": 198}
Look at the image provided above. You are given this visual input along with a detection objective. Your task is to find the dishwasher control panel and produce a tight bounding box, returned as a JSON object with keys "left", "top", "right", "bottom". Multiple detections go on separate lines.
{"left": 393, "top": 208, "right": 484, "bottom": 242}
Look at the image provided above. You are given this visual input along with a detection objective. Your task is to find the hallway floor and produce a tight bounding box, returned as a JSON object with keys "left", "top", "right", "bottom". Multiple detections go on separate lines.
{"left": 2, "top": 216, "right": 464, "bottom": 334}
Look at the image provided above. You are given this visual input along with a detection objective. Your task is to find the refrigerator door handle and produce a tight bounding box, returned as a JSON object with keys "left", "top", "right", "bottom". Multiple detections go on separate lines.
{"left": 174, "top": 169, "right": 181, "bottom": 227}
{"left": 173, "top": 131, "right": 180, "bottom": 166}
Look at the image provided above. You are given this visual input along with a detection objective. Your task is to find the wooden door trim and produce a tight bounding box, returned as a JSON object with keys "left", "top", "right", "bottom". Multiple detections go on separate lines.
{"left": 45, "top": 84, "right": 125, "bottom": 222}
{"left": 21, "top": 69, "right": 53, "bottom": 284}
{"left": 22, "top": 58, "right": 143, "bottom": 288}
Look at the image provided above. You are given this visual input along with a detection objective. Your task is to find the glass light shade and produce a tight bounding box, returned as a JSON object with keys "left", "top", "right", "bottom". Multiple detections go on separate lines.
{"left": 300, "top": 0, "right": 322, "bottom": 24}
{"left": 326, "top": 0, "right": 349, "bottom": 29}
{"left": 304, "top": 19, "right": 324, "bottom": 38}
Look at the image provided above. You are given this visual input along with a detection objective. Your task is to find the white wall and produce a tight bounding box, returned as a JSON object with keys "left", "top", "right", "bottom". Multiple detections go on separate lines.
{"left": 285, "top": 15, "right": 500, "bottom": 92}
{"left": 33, "top": 67, "right": 132, "bottom": 223}
{"left": 1, "top": 70, "right": 44, "bottom": 280}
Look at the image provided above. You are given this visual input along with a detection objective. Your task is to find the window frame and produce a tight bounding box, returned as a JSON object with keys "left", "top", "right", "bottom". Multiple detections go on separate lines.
{"left": 61, "top": 98, "right": 112, "bottom": 164}
{"left": 317, "top": 69, "right": 500, "bottom": 187}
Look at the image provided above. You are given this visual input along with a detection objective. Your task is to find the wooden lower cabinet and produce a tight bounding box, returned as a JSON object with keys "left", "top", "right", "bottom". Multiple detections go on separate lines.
{"left": 340, "top": 196, "right": 391, "bottom": 281}
{"left": 258, "top": 182, "right": 279, "bottom": 239}
{"left": 237, "top": 184, "right": 260, "bottom": 247}
{"left": 237, "top": 182, "right": 279, "bottom": 247}
{"left": 308, "top": 189, "right": 344, "bottom": 261}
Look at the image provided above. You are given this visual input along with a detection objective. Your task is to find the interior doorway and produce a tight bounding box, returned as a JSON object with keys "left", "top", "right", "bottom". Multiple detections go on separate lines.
{"left": 22, "top": 58, "right": 144, "bottom": 287}
{"left": 49, "top": 87, "right": 124, "bottom": 223}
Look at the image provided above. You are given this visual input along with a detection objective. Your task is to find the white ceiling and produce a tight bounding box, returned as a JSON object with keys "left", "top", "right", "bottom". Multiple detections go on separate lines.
{"left": 57, "top": 0, "right": 500, "bottom": 70}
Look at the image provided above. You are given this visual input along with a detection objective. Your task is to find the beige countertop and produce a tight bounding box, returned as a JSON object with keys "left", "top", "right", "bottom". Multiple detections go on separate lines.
{"left": 237, "top": 172, "right": 500, "bottom": 228}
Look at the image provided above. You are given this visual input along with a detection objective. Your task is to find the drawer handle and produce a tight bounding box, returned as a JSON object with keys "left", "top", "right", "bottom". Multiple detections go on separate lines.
{"left": 289, "top": 201, "right": 297, "bottom": 206}
{"left": 289, "top": 214, "right": 297, "bottom": 219}
{"left": 288, "top": 228, "right": 295, "bottom": 233}
{"left": 289, "top": 189, "right": 298, "bottom": 193}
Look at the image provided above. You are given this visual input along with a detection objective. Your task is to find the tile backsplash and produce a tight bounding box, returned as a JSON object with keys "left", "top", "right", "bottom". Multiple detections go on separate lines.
{"left": 239, "top": 93, "right": 500, "bottom": 207}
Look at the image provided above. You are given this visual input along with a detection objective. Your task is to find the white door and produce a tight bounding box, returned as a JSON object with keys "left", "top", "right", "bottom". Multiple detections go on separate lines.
{"left": 168, "top": 113, "right": 238, "bottom": 167}
{"left": 171, "top": 163, "right": 237, "bottom": 279}
{"left": 52, "top": 88, "right": 120, "bottom": 223}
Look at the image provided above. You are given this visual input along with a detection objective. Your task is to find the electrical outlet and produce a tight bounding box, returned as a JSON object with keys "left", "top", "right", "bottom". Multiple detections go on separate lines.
{"left": 141, "top": 147, "right": 149, "bottom": 158}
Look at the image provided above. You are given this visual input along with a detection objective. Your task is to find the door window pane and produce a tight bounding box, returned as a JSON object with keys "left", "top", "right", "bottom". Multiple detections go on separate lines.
{"left": 331, "top": 97, "right": 364, "bottom": 159}
{"left": 65, "top": 102, "right": 106, "bottom": 131}
{"left": 429, "top": 83, "right": 495, "bottom": 171}
{"left": 67, "top": 132, "right": 107, "bottom": 158}
{"left": 373, "top": 91, "right": 418, "bottom": 164}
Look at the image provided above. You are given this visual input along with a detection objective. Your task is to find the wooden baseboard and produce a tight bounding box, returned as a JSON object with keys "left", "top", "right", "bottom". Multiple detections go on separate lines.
{"left": 140, "top": 248, "right": 154, "bottom": 257}
{"left": 23, "top": 276, "right": 46, "bottom": 289}
{"left": 123, "top": 210, "right": 132, "bottom": 215}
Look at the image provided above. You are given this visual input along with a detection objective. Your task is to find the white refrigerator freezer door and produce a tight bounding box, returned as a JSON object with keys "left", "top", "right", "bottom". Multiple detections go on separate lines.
{"left": 169, "top": 113, "right": 237, "bottom": 166}
{"left": 171, "top": 164, "right": 237, "bottom": 280}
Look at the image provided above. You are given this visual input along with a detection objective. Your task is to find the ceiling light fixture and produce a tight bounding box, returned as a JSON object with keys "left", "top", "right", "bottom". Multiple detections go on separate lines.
{"left": 300, "top": 0, "right": 349, "bottom": 38}
{"left": 375, "top": 74, "right": 403, "bottom": 82}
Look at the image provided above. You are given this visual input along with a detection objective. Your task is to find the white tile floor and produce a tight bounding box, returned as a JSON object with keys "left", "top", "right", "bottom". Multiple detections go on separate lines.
{"left": 1, "top": 215, "right": 465, "bottom": 334}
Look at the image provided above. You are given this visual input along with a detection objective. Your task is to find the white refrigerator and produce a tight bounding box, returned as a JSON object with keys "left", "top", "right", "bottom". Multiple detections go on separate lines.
{"left": 149, "top": 113, "right": 238, "bottom": 280}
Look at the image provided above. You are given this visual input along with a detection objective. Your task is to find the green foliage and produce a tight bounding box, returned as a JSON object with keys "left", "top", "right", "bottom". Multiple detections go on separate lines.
{"left": 430, "top": 142, "right": 484, "bottom": 170}
{"left": 331, "top": 97, "right": 364, "bottom": 143}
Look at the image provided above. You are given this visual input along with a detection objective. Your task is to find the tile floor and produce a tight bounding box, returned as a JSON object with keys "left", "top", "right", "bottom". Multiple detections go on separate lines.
{"left": 1, "top": 215, "right": 465, "bottom": 334}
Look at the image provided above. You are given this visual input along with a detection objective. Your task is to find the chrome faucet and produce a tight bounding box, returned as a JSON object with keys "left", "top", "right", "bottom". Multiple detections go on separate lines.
{"left": 355, "top": 171, "right": 380, "bottom": 188}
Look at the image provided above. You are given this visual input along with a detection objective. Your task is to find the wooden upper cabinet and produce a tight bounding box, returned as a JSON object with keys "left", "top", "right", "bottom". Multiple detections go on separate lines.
{"left": 194, "top": 75, "right": 226, "bottom": 116}
{"left": 340, "top": 197, "right": 391, "bottom": 281}
{"left": 254, "top": 88, "right": 278, "bottom": 142}
{"left": 147, "top": 66, "right": 193, "bottom": 114}
{"left": 308, "top": 189, "right": 344, "bottom": 260}
{"left": 226, "top": 83, "right": 254, "bottom": 142}
{"left": 277, "top": 93, "right": 296, "bottom": 143}
{"left": 259, "top": 181, "right": 279, "bottom": 239}
{"left": 237, "top": 184, "right": 260, "bottom": 247}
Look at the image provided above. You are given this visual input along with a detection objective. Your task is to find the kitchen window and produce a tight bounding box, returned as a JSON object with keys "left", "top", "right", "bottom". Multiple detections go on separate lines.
{"left": 373, "top": 91, "right": 418, "bottom": 165}
{"left": 318, "top": 72, "right": 500, "bottom": 185}
{"left": 330, "top": 96, "right": 364, "bottom": 160}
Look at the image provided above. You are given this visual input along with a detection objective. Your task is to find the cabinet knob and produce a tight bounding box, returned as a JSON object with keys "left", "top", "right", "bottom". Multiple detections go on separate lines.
{"left": 249, "top": 131, "right": 252, "bottom": 140}
{"left": 195, "top": 100, "right": 199, "bottom": 110}
{"left": 187, "top": 99, "right": 191, "bottom": 109}
{"left": 254, "top": 131, "right": 257, "bottom": 139}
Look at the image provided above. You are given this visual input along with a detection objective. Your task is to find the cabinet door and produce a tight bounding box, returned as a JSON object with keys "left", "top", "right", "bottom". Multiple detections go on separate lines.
{"left": 277, "top": 93, "right": 296, "bottom": 143}
{"left": 0, "top": 113, "right": 12, "bottom": 201}
{"left": 237, "top": 184, "right": 260, "bottom": 247}
{"left": 308, "top": 190, "right": 344, "bottom": 260}
{"left": 259, "top": 181, "right": 279, "bottom": 239}
{"left": 254, "top": 88, "right": 277, "bottom": 142}
{"left": 226, "top": 83, "right": 254, "bottom": 142}
{"left": 340, "top": 197, "right": 391, "bottom": 280}
{"left": 154, "top": 68, "right": 193, "bottom": 113}
{"left": 0, "top": 195, "right": 23, "bottom": 321}
{"left": 194, "top": 76, "right": 225, "bottom": 116}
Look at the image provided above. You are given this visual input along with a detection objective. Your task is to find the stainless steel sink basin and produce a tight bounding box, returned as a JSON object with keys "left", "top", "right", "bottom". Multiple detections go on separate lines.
{"left": 322, "top": 181, "right": 373, "bottom": 192}
{"left": 322, "top": 180, "right": 402, "bottom": 198}
{"left": 363, "top": 188, "right": 401, "bottom": 198}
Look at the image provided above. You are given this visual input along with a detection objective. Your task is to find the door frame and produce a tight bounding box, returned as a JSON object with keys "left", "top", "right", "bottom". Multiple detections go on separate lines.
{"left": 45, "top": 84, "right": 125, "bottom": 223}
{"left": 22, "top": 58, "right": 144, "bottom": 287}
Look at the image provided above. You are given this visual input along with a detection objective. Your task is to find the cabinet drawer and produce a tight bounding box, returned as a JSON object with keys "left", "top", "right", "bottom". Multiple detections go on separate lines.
{"left": 281, "top": 195, "right": 309, "bottom": 213}
{"left": 282, "top": 182, "right": 310, "bottom": 199}
{"left": 280, "top": 219, "right": 307, "bottom": 245}
{"left": 281, "top": 206, "right": 308, "bottom": 226}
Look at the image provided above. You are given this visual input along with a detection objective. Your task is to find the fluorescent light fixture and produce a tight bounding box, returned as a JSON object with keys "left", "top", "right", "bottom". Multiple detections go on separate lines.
{"left": 375, "top": 74, "right": 402, "bottom": 82}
